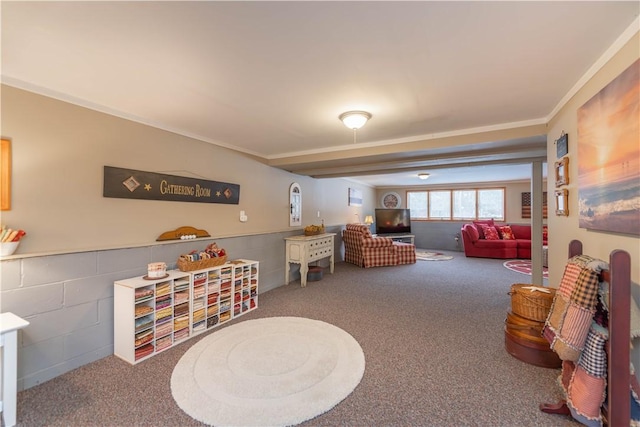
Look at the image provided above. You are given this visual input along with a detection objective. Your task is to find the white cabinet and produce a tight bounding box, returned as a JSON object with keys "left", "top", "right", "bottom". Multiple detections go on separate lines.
{"left": 285, "top": 233, "right": 335, "bottom": 287}
{"left": 114, "top": 260, "right": 259, "bottom": 364}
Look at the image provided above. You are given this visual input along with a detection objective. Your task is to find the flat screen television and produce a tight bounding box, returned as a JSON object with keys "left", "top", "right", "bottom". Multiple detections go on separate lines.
{"left": 375, "top": 208, "right": 411, "bottom": 235}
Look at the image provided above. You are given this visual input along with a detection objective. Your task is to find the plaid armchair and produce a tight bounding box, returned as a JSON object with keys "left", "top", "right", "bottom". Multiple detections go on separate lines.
{"left": 342, "top": 224, "right": 416, "bottom": 268}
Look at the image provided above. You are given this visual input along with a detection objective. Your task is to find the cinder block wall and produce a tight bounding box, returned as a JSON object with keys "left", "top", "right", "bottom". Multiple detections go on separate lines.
{"left": 0, "top": 227, "right": 342, "bottom": 391}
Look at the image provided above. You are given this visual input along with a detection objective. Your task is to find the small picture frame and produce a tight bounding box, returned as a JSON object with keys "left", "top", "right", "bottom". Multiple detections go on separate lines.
{"left": 556, "top": 132, "right": 568, "bottom": 158}
{"left": 555, "top": 189, "right": 569, "bottom": 216}
{"left": 348, "top": 188, "right": 363, "bottom": 207}
{"left": 555, "top": 157, "right": 569, "bottom": 187}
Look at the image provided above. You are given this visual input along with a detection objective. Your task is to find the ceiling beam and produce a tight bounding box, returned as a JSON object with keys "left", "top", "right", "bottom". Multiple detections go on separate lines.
{"left": 268, "top": 124, "right": 547, "bottom": 180}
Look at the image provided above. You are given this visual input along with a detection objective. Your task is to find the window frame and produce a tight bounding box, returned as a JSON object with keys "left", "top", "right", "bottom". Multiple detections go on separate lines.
{"left": 407, "top": 187, "right": 505, "bottom": 221}
{"left": 428, "top": 190, "right": 452, "bottom": 220}
{"left": 452, "top": 189, "right": 477, "bottom": 220}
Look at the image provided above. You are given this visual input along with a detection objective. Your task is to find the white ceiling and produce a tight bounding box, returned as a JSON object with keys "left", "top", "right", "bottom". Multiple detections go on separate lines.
{"left": 2, "top": 1, "right": 638, "bottom": 186}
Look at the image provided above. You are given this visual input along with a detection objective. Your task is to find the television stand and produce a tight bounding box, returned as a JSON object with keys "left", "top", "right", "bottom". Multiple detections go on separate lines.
{"left": 374, "top": 234, "right": 414, "bottom": 245}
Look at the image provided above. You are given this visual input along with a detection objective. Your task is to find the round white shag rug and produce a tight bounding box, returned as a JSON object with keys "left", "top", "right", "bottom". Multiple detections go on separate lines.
{"left": 503, "top": 259, "right": 549, "bottom": 279}
{"left": 415, "top": 251, "right": 454, "bottom": 261}
{"left": 171, "top": 317, "right": 365, "bottom": 427}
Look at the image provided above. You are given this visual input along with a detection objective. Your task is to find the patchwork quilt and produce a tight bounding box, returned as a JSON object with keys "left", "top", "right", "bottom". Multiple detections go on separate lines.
{"left": 543, "top": 254, "right": 640, "bottom": 426}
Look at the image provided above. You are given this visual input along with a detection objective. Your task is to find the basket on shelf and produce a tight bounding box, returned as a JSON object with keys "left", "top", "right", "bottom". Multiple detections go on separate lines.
{"left": 304, "top": 225, "right": 325, "bottom": 236}
{"left": 177, "top": 255, "right": 227, "bottom": 272}
{"left": 508, "top": 283, "right": 556, "bottom": 322}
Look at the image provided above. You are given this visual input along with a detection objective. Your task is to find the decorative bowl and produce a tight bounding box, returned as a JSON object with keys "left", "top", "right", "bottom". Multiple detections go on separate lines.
{"left": 1, "top": 241, "right": 20, "bottom": 257}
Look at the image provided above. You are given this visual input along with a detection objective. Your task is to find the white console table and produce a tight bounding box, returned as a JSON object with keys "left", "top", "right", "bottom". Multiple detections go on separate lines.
{"left": 1, "top": 312, "right": 29, "bottom": 427}
{"left": 285, "top": 233, "right": 336, "bottom": 287}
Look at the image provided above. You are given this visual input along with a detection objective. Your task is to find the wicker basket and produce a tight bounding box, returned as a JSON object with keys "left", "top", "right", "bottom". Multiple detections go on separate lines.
{"left": 177, "top": 255, "right": 227, "bottom": 272}
{"left": 304, "top": 226, "right": 325, "bottom": 236}
{"left": 508, "top": 283, "right": 556, "bottom": 322}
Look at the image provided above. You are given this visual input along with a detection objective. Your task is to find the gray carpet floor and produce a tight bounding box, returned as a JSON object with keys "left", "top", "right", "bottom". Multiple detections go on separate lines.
{"left": 14, "top": 250, "right": 579, "bottom": 426}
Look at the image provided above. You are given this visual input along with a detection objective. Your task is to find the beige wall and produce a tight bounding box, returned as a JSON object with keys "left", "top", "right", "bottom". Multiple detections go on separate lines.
{"left": 546, "top": 32, "right": 639, "bottom": 286}
{"left": 0, "top": 86, "right": 375, "bottom": 255}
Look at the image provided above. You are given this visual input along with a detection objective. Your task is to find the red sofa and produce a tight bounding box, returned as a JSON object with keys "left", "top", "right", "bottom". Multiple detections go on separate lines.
{"left": 461, "top": 222, "right": 547, "bottom": 259}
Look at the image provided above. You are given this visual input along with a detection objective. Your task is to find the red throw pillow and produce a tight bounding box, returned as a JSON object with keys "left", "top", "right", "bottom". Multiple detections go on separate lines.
{"left": 480, "top": 224, "right": 500, "bottom": 240}
{"left": 473, "top": 219, "right": 494, "bottom": 239}
{"left": 498, "top": 225, "right": 515, "bottom": 240}
{"left": 542, "top": 225, "right": 548, "bottom": 241}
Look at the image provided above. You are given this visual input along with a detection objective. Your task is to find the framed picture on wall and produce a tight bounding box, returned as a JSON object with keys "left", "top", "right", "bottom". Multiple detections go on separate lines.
{"left": 521, "top": 192, "right": 548, "bottom": 219}
{"left": 578, "top": 58, "right": 639, "bottom": 235}
{"left": 555, "top": 189, "right": 569, "bottom": 216}
{"left": 556, "top": 132, "right": 568, "bottom": 158}
{"left": 555, "top": 157, "right": 569, "bottom": 187}
{"left": 1, "top": 139, "right": 11, "bottom": 211}
{"left": 348, "top": 188, "right": 363, "bottom": 206}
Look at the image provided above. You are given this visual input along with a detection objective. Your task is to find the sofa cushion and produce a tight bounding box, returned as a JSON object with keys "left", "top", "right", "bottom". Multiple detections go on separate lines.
{"left": 498, "top": 225, "right": 515, "bottom": 240}
{"left": 473, "top": 239, "right": 518, "bottom": 249}
{"left": 346, "top": 223, "right": 368, "bottom": 232}
{"left": 395, "top": 242, "right": 417, "bottom": 265}
{"left": 473, "top": 219, "right": 494, "bottom": 239}
{"left": 516, "top": 240, "right": 532, "bottom": 259}
{"left": 510, "top": 224, "right": 532, "bottom": 240}
{"left": 362, "top": 237, "right": 393, "bottom": 247}
{"left": 480, "top": 224, "right": 500, "bottom": 240}
{"left": 543, "top": 225, "right": 548, "bottom": 241}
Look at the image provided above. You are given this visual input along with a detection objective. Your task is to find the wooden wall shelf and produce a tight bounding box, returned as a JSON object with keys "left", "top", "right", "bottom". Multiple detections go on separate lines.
{"left": 156, "top": 226, "right": 211, "bottom": 241}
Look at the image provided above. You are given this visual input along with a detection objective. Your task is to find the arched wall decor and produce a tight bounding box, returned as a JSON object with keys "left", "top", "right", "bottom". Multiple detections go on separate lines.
{"left": 289, "top": 183, "right": 301, "bottom": 226}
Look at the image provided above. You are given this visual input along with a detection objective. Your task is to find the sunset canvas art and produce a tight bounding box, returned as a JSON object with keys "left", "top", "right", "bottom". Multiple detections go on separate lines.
{"left": 577, "top": 59, "right": 640, "bottom": 236}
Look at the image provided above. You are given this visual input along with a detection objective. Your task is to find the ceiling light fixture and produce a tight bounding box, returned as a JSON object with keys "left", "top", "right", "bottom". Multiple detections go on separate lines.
{"left": 339, "top": 110, "right": 372, "bottom": 143}
{"left": 418, "top": 173, "right": 430, "bottom": 180}
{"left": 339, "top": 111, "right": 371, "bottom": 130}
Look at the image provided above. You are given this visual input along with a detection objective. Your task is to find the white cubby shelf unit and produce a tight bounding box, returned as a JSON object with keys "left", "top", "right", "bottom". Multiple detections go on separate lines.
{"left": 114, "top": 259, "right": 259, "bottom": 364}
